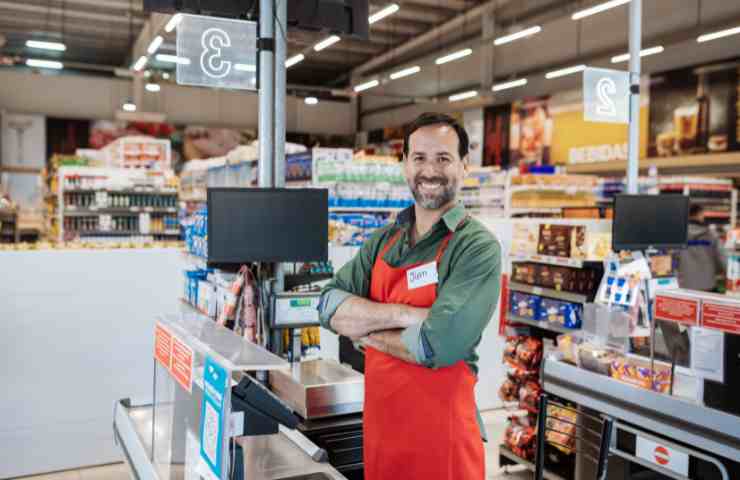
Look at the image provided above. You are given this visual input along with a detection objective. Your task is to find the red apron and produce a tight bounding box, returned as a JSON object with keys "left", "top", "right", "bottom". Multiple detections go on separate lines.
{"left": 363, "top": 226, "right": 484, "bottom": 480}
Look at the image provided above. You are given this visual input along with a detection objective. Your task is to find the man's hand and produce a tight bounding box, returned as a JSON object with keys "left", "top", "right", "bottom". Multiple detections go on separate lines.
{"left": 359, "top": 329, "right": 417, "bottom": 364}
{"left": 330, "top": 295, "right": 429, "bottom": 341}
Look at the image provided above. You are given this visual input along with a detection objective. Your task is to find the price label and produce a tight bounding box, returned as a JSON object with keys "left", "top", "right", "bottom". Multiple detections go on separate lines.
{"left": 176, "top": 14, "right": 258, "bottom": 90}
{"left": 583, "top": 67, "right": 630, "bottom": 124}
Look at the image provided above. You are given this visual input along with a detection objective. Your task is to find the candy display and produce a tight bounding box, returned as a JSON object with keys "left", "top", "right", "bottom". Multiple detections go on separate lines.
{"left": 537, "top": 298, "right": 582, "bottom": 329}
{"left": 610, "top": 357, "right": 672, "bottom": 393}
{"left": 509, "top": 292, "right": 541, "bottom": 320}
{"left": 545, "top": 405, "right": 578, "bottom": 454}
{"left": 538, "top": 224, "right": 587, "bottom": 259}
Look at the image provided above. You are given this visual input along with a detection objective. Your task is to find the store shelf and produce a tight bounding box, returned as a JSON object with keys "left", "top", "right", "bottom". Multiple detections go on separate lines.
{"left": 564, "top": 151, "right": 740, "bottom": 175}
{"left": 64, "top": 188, "right": 178, "bottom": 195}
{"left": 510, "top": 185, "right": 596, "bottom": 194}
{"left": 510, "top": 254, "right": 602, "bottom": 268}
{"left": 509, "top": 207, "right": 562, "bottom": 215}
{"left": 64, "top": 207, "right": 177, "bottom": 215}
{"left": 509, "top": 282, "right": 588, "bottom": 304}
{"left": 74, "top": 230, "right": 180, "bottom": 236}
{"left": 182, "top": 251, "right": 208, "bottom": 269}
{"left": 507, "top": 314, "right": 581, "bottom": 335}
{"left": 498, "top": 445, "right": 567, "bottom": 480}
{"left": 543, "top": 359, "right": 740, "bottom": 462}
{"left": 284, "top": 272, "right": 334, "bottom": 290}
{"left": 329, "top": 207, "right": 403, "bottom": 213}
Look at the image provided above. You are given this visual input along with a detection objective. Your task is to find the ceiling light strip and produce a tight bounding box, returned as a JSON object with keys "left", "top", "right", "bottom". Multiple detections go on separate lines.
{"left": 389, "top": 65, "right": 421, "bottom": 80}
{"left": 369, "top": 4, "right": 400, "bottom": 24}
{"left": 448, "top": 90, "right": 478, "bottom": 102}
{"left": 314, "top": 35, "right": 340, "bottom": 52}
{"left": 572, "top": 0, "right": 631, "bottom": 20}
{"left": 545, "top": 64, "right": 587, "bottom": 79}
{"left": 492, "top": 78, "right": 528, "bottom": 91}
{"left": 611, "top": 45, "right": 664, "bottom": 63}
{"left": 435, "top": 48, "right": 473, "bottom": 65}
{"left": 354, "top": 79, "right": 380, "bottom": 92}
{"left": 494, "top": 26, "right": 542, "bottom": 46}
{"left": 697, "top": 25, "right": 740, "bottom": 43}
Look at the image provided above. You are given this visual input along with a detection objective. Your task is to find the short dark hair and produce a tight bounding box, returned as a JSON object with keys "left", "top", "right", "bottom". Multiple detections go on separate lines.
{"left": 403, "top": 112, "right": 469, "bottom": 160}
{"left": 689, "top": 204, "right": 704, "bottom": 217}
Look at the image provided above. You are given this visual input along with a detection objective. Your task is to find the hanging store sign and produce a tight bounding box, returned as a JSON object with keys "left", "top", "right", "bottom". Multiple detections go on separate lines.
{"left": 176, "top": 14, "right": 258, "bottom": 91}
{"left": 583, "top": 67, "right": 630, "bottom": 124}
{"left": 153, "top": 321, "right": 194, "bottom": 393}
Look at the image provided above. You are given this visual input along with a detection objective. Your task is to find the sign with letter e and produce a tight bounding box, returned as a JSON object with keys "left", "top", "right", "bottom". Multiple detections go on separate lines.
{"left": 176, "top": 14, "right": 257, "bottom": 90}
{"left": 583, "top": 67, "right": 630, "bottom": 124}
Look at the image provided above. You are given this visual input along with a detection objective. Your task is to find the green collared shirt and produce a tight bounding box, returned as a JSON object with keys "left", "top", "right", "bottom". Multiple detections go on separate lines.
{"left": 318, "top": 204, "right": 502, "bottom": 439}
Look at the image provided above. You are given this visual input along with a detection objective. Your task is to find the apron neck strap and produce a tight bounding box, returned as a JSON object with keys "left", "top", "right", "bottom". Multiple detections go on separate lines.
{"left": 434, "top": 214, "right": 470, "bottom": 263}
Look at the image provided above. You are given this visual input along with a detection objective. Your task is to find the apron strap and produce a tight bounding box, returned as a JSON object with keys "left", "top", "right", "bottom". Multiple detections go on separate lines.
{"left": 379, "top": 229, "right": 403, "bottom": 260}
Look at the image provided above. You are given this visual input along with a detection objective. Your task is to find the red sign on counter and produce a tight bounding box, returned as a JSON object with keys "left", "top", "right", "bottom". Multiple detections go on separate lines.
{"left": 154, "top": 323, "right": 172, "bottom": 369}
{"left": 702, "top": 301, "right": 740, "bottom": 334}
{"left": 654, "top": 295, "right": 700, "bottom": 326}
{"left": 171, "top": 336, "right": 194, "bottom": 393}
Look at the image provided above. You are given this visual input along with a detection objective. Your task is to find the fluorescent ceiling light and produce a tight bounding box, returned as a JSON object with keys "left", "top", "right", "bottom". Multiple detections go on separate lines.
{"left": 448, "top": 90, "right": 478, "bottom": 102}
{"left": 435, "top": 48, "right": 473, "bottom": 65}
{"left": 494, "top": 26, "right": 542, "bottom": 46}
{"left": 234, "top": 63, "right": 256, "bottom": 72}
{"left": 389, "top": 65, "right": 420, "bottom": 80}
{"left": 25, "top": 58, "right": 63, "bottom": 69}
{"left": 26, "top": 40, "right": 66, "bottom": 51}
{"left": 369, "top": 3, "right": 399, "bottom": 24}
{"left": 305, "top": 97, "right": 319, "bottom": 105}
{"left": 122, "top": 102, "right": 137, "bottom": 112}
{"left": 545, "top": 64, "right": 587, "bottom": 79}
{"left": 354, "top": 79, "right": 379, "bottom": 92}
{"left": 572, "top": 0, "right": 631, "bottom": 20}
{"left": 162, "top": 72, "right": 170, "bottom": 80}
{"left": 165, "top": 14, "right": 182, "bottom": 33}
{"left": 492, "top": 78, "right": 527, "bottom": 92}
{"left": 286, "top": 54, "right": 305, "bottom": 68}
{"left": 314, "top": 35, "right": 340, "bottom": 52}
{"left": 144, "top": 70, "right": 152, "bottom": 78}
{"left": 611, "top": 45, "right": 664, "bottom": 63}
{"left": 133, "top": 55, "right": 148, "bottom": 71}
{"left": 147, "top": 36, "right": 163, "bottom": 54}
{"left": 156, "top": 54, "right": 190, "bottom": 65}
{"left": 697, "top": 25, "right": 740, "bottom": 43}
{"left": 145, "top": 83, "right": 160, "bottom": 93}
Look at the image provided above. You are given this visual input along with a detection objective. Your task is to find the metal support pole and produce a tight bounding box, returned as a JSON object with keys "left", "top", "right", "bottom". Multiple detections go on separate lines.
{"left": 274, "top": 0, "right": 286, "bottom": 294}
{"left": 626, "top": 0, "right": 642, "bottom": 194}
{"left": 258, "top": 0, "right": 274, "bottom": 189}
{"left": 274, "top": 0, "right": 286, "bottom": 189}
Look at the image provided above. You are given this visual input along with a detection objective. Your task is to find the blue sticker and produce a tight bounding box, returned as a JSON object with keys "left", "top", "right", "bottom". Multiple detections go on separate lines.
{"left": 200, "top": 356, "right": 228, "bottom": 479}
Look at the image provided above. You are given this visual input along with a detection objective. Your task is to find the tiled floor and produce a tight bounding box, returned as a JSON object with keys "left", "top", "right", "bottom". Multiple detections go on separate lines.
{"left": 13, "top": 409, "right": 532, "bottom": 480}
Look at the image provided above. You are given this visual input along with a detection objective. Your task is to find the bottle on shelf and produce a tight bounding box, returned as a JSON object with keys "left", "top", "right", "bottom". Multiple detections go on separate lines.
{"left": 695, "top": 72, "right": 710, "bottom": 153}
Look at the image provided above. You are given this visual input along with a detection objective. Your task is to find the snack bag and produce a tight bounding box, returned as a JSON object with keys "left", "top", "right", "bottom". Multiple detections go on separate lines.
{"left": 546, "top": 405, "right": 578, "bottom": 454}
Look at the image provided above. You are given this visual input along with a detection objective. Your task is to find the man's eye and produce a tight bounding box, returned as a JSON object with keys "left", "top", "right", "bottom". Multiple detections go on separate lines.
{"left": 413, "top": 156, "right": 425, "bottom": 163}
{"left": 438, "top": 156, "right": 452, "bottom": 164}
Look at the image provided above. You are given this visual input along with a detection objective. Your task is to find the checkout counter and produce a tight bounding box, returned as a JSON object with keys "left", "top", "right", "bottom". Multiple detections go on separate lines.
{"left": 113, "top": 306, "right": 365, "bottom": 480}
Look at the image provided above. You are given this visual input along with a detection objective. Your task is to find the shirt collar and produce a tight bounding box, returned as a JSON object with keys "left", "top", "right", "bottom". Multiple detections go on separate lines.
{"left": 395, "top": 203, "right": 467, "bottom": 232}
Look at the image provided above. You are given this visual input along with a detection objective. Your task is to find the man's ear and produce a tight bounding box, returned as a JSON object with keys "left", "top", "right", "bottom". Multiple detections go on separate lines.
{"left": 462, "top": 155, "right": 470, "bottom": 173}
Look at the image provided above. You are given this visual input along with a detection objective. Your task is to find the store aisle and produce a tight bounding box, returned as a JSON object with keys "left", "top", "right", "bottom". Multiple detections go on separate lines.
{"left": 15, "top": 410, "right": 530, "bottom": 480}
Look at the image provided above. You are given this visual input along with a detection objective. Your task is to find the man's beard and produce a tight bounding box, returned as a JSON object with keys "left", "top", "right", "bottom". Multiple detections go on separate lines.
{"left": 408, "top": 174, "right": 458, "bottom": 210}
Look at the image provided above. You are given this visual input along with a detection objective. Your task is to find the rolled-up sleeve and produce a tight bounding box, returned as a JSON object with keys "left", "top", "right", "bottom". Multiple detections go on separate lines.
{"left": 318, "top": 230, "right": 385, "bottom": 332}
{"left": 401, "top": 233, "right": 501, "bottom": 369}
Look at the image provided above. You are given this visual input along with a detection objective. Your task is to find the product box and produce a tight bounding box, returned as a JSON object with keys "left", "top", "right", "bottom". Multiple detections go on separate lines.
{"left": 512, "top": 262, "right": 539, "bottom": 285}
{"left": 510, "top": 292, "right": 542, "bottom": 320}
{"left": 610, "top": 356, "right": 672, "bottom": 393}
{"left": 538, "top": 224, "right": 587, "bottom": 259}
{"left": 511, "top": 224, "right": 539, "bottom": 256}
{"left": 537, "top": 298, "right": 582, "bottom": 329}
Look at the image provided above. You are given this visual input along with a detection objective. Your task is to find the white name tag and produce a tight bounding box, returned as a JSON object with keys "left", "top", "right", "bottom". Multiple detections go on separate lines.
{"left": 407, "top": 262, "right": 439, "bottom": 290}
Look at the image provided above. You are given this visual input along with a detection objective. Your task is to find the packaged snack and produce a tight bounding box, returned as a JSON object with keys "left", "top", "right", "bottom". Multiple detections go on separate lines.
{"left": 515, "top": 337, "right": 544, "bottom": 370}
{"left": 537, "top": 298, "right": 582, "bottom": 329}
{"left": 546, "top": 405, "right": 578, "bottom": 454}
{"left": 511, "top": 224, "right": 539, "bottom": 256}
{"left": 577, "top": 344, "right": 620, "bottom": 376}
{"left": 538, "top": 224, "right": 586, "bottom": 259}
{"left": 518, "top": 381, "right": 543, "bottom": 413}
{"left": 510, "top": 292, "right": 542, "bottom": 320}
{"left": 504, "top": 417, "right": 537, "bottom": 461}
{"left": 503, "top": 336, "right": 523, "bottom": 366}
{"left": 499, "top": 378, "right": 519, "bottom": 402}
{"left": 610, "top": 357, "right": 672, "bottom": 393}
{"left": 512, "top": 262, "right": 538, "bottom": 285}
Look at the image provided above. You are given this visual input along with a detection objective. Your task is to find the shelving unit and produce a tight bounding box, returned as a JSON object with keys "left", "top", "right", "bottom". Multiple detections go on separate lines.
{"left": 507, "top": 314, "right": 581, "bottom": 335}
{"left": 509, "top": 254, "right": 603, "bottom": 269}
{"left": 328, "top": 207, "right": 402, "bottom": 213}
{"left": 509, "top": 281, "right": 589, "bottom": 304}
{"left": 57, "top": 166, "right": 180, "bottom": 242}
{"left": 0, "top": 208, "right": 19, "bottom": 243}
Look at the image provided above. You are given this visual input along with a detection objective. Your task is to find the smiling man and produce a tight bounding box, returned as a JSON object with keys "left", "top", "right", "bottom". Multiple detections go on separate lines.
{"left": 318, "top": 112, "right": 502, "bottom": 479}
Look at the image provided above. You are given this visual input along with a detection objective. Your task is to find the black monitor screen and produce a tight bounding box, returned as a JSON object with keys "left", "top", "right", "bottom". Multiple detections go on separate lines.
{"left": 612, "top": 195, "right": 689, "bottom": 251}
{"left": 207, "top": 188, "right": 328, "bottom": 263}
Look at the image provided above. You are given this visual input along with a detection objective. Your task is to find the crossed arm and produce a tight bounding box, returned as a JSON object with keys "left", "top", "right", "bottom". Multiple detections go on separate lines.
{"left": 329, "top": 295, "right": 429, "bottom": 364}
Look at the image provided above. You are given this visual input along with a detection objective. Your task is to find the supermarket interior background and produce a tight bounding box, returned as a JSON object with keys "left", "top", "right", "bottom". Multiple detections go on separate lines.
{"left": 2, "top": 0, "right": 740, "bottom": 480}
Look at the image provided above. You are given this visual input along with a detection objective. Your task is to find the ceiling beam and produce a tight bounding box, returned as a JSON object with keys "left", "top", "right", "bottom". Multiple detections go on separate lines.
{"left": 0, "top": 17, "right": 141, "bottom": 39}
{"left": 371, "top": 21, "right": 425, "bottom": 37}
{"left": 0, "top": 1, "right": 146, "bottom": 26}
{"left": 24, "top": 0, "right": 144, "bottom": 12}
{"left": 394, "top": 0, "right": 482, "bottom": 11}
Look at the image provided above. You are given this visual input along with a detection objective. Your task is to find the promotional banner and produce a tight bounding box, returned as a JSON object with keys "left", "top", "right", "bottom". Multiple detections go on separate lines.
{"left": 483, "top": 104, "right": 511, "bottom": 168}
{"left": 510, "top": 97, "right": 552, "bottom": 167}
{"left": 649, "top": 59, "right": 739, "bottom": 157}
{"left": 549, "top": 87, "right": 649, "bottom": 166}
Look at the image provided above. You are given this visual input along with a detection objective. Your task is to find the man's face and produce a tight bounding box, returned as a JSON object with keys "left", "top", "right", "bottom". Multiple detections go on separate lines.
{"left": 404, "top": 124, "right": 467, "bottom": 210}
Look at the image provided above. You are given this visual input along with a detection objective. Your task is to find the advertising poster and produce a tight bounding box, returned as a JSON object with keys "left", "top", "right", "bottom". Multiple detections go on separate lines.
{"left": 549, "top": 87, "right": 649, "bottom": 165}
{"left": 510, "top": 97, "right": 552, "bottom": 168}
{"left": 483, "top": 104, "right": 511, "bottom": 168}
{"left": 649, "top": 59, "right": 739, "bottom": 157}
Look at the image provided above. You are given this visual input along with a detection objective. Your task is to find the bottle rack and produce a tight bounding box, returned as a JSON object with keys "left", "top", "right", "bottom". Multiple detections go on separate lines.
{"left": 58, "top": 166, "right": 181, "bottom": 242}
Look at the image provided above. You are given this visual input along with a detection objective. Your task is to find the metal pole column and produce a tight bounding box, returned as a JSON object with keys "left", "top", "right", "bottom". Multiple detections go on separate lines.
{"left": 258, "top": 0, "right": 275, "bottom": 188}
{"left": 626, "top": 0, "right": 642, "bottom": 194}
{"left": 274, "top": 0, "right": 286, "bottom": 189}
